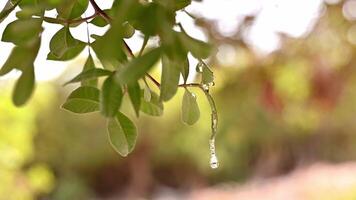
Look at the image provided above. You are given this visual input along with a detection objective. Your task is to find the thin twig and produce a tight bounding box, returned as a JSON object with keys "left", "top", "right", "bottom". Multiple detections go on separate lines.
{"left": 42, "top": 13, "right": 98, "bottom": 25}
{"left": 85, "top": 14, "right": 91, "bottom": 55}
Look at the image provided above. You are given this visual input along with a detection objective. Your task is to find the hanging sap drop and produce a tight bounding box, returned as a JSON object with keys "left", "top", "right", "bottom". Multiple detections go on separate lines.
{"left": 210, "top": 154, "right": 219, "bottom": 169}
{"left": 209, "top": 139, "right": 219, "bottom": 169}
{"left": 196, "top": 62, "right": 204, "bottom": 72}
{"left": 202, "top": 84, "right": 209, "bottom": 91}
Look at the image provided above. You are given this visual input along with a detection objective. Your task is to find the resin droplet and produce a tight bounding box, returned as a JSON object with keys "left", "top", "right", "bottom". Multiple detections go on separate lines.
{"left": 209, "top": 139, "right": 219, "bottom": 169}
{"left": 210, "top": 154, "right": 219, "bottom": 169}
{"left": 202, "top": 84, "right": 209, "bottom": 91}
{"left": 196, "top": 62, "right": 204, "bottom": 72}
{"left": 209, "top": 82, "right": 215, "bottom": 87}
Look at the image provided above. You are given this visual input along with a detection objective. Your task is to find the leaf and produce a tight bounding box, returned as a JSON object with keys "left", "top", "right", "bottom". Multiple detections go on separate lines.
{"left": 202, "top": 65, "right": 214, "bottom": 85}
{"left": 127, "top": 81, "right": 141, "bottom": 117}
{"left": 115, "top": 48, "right": 161, "bottom": 84}
{"left": 61, "top": 86, "right": 100, "bottom": 114}
{"left": 182, "top": 89, "right": 200, "bottom": 125}
{"left": 2, "top": 18, "right": 43, "bottom": 46}
{"left": 181, "top": 56, "right": 189, "bottom": 83}
{"left": 64, "top": 68, "right": 112, "bottom": 86}
{"left": 174, "top": 0, "right": 191, "bottom": 10}
{"left": 16, "top": 5, "right": 43, "bottom": 19}
{"left": 81, "top": 55, "right": 97, "bottom": 87}
{"left": 107, "top": 112, "right": 137, "bottom": 157}
{"left": 140, "top": 90, "right": 163, "bottom": 116}
{"left": 100, "top": 76, "right": 123, "bottom": 117}
{"left": 0, "top": 0, "right": 21, "bottom": 23}
{"left": 143, "top": 83, "right": 151, "bottom": 102}
{"left": 154, "top": 0, "right": 191, "bottom": 10}
{"left": 47, "top": 44, "right": 85, "bottom": 61}
{"left": 91, "top": 29, "right": 127, "bottom": 69}
{"left": 56, "top": 0, "right": 89, "bottom": 20}
{"left": 178, "top": 32, "right": 212, "bottom": 59}
{"left": 48, "top": 26, "right": 85, "bottom": 60}
{"left": 12, "top": 65, "right": 35, "bottom": 106}
{"left": 160, "top": 55, "right": 180, "bottom": 101}
{"left": 0, "top": 40, "right": 40, "bottom": 76}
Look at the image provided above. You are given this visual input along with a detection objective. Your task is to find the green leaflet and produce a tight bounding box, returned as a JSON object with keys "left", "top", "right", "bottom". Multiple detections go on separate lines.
{"left": 107, "top": 112, "right": 137, "bottom": 157}
{"left": 100, "top": 76, "right": 123, "bottom": 117}
{"left": 61, "top": 86, "right": 100, "bottom": 114}
{"left": 64, "top": 68, "right": 112, "bottom": 86}
{"left": 2, "top": 18, "right": 43, "bottom": 46}
{"left": 16, "top": 5, "right": 43, "bottom": 19}
{"left": 0, "top": 38, "right": 41, "bottom": 76}
{"left": 178, "top": 31, "right": 212, "bottom": 59}
{"left": 181, "top": 89, "right": 200, "bottom": 125}
{"left": 47, "top": 26, "right": 86, "bottom": 60}
{"left": 81, "top": 55, "right": 98, "bottom": 87}
{"left": 12, "top": 65, "right": 35, "bottom": 106}
{"left": 91, "top": 25, "right": 127, "bottom": 69}
{"left": 202, "top": 65, "right": 214, "bottom": 85}
{"left": 127, "top": 81, "right": 141, "bottom": 117}
{"left": 143, "top": 82, "right": 152, "bottom": 102}
{"left": 180, "top": 56, "right": 189, "bottom": 83}
{"left": 174, "top": 0, "right": 191, "bottom": 10}
{"left": 160, "top": 55, "right": 180, "bottom": 101}
{"left": 154, "top": 0, "right": 191, "bottom": 10}
{"left": 141, "top": 90, "right": 163, "bottom": 116}
{"left": 115, "top": 47, "right": 162, "bottom": 84}
{"left": 2, "top": 37, "right": 40, "bottom": 107}
{"left": 56, "top": 0, "right": 88, "bottom": 20}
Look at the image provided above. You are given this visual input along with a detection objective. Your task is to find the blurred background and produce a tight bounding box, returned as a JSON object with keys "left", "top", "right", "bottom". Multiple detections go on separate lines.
{"left": 1, "top": 0, "right": 356, "bottom": 199}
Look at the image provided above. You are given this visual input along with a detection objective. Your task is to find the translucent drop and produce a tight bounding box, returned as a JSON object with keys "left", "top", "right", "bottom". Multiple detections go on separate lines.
{"left": 212, "top": 118, "right": 217, "bottom": 128}
{"left": 196, "top": 62, "right": 204, "bottom": 72}
{"left": 209, "top": 139, "right": 219, "bottom": 169}
{"left": 202, "top": 84, "right": 209, "bottom": 91}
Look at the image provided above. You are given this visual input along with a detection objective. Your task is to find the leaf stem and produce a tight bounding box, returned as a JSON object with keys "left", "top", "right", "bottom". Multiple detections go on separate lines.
{"left": 42, "top": 13, "right": 98, "bottom": 25}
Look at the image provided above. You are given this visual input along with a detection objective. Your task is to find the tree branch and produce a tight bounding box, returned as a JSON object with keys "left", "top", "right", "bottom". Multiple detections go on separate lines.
{"left": 43, "top": 13, "right": 98, "bottom": 25}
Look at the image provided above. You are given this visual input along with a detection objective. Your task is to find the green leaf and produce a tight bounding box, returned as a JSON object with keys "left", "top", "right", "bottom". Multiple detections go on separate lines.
{"left": 182, "top": 89, "right": 200, "bottom": 125}
{"left": 91, "top": 27, "right": 127, "bottom": 69}
{"left": 160, "top": 55, "right": 180, "bottom": 101}
{"left": 64, "top": 68, "right": 112, "bottom": 86}
{"left": 127, "top": 81, "right": 141, "bottom": 117}
{"left": 107, "top": 112, "right": 137, "bottom": 157}
{"left": 0, "top": 0, "right": 21, "bottom": 23}
{"left": 48, "top": 26, "right": 85, "bottom": 60}
{"left": 0, "top": 39, "right": 40, "bottom": 76}
{"left": 202, "top": 65, "right": 214, "bottom": 85}
{"left": 56, "top": 0, "right": 88, "bottom": 20}
{"left": 153, "top": 0, "right": 191, "bottom": 10}
{"left": 115, "top": 48, "right": 161, "bottom": 84}
{"left": 178, "top": 32, "right": 212, "bottom": 59}
{"left": 2, "top": 18, "right": 43, "bottom": 46}
{"left": 16, "top": 5, "right": 43, "bottom": 19}
{"left": 143, "top": 82, "right": 151, "bottom": 102}
{"left": 81, "top": 55, "right": 97, "bottom": 87}
{"left": 12, "top": 65, "right": 35, "bottom": 106}
{"left": 61, "top": 86, "right": 100, "bottom": 114}
{"left": 100, "top": 76, "right": 123, "bottom": 117}
{"left": 140, "top": 90, "right": 163, "bottom": 116}
{"left": 90, "top": 9, "right": 113, "bottom": 27}
{"left": 181, "top": 56, "right": 189, "bottom": 83}
{"left": 174, "top": 0, "right": 191, "bottom": 10}
{"left": 122, "top": 22, "right": 135, "bottom": 38}
{"left": 47, "top": 44, "right": 85, "bottom": 61}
